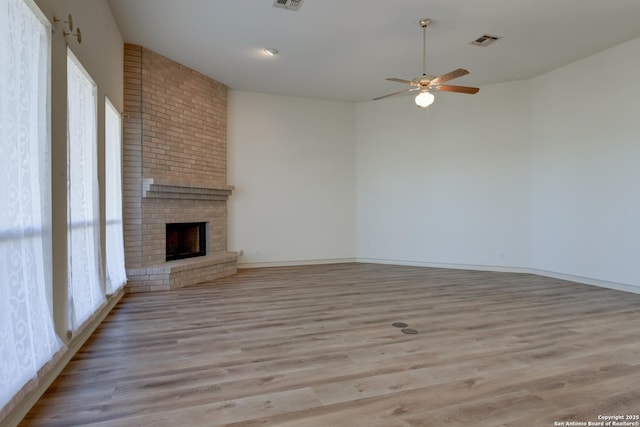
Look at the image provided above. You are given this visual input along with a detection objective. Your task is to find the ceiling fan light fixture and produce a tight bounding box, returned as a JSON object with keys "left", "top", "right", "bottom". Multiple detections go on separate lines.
{"left": 372, "top": 17, "right": 478, "bottom": 105}
{"left": 415, "top": 91, "right": 434, "bottom": 108}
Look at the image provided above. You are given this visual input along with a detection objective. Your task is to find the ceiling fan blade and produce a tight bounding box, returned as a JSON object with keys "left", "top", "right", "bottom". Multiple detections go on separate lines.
{"left": 386, "top": 77, "right": 420, "bottom": 86}
{"left": 373, "top": 87, "right": 419, "bottom": 101}
{"left": 430, "top": 68, "right": 469, "bottom": 85}
{"left": 434, "top": 84, "right": 479, "bottom": 94}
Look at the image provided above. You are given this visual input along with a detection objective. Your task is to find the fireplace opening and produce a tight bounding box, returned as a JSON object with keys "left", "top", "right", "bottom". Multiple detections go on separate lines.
{"left": 166, "top": 222, "right": 207, "bottom": 261}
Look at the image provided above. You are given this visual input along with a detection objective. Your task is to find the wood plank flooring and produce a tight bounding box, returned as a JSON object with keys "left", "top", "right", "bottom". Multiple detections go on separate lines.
{"left": 21, "top": 263, "right": 640, "bottom": 426}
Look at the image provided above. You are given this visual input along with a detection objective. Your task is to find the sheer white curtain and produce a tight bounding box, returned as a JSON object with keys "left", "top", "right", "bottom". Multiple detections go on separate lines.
{"left": 67, "top": 49, "right": 105, "bottom": 331}
{"left": 0, "top": 0, "right": 63, "bottom": 411}
{"left": 105, "top": 98, "right": 127, "bottom": 294}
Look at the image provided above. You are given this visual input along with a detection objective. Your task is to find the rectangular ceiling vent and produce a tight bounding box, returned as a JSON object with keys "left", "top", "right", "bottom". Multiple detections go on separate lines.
{"left": 471, "top": 34, "right": 501, "bottom": 47}
{"left": 273, "top": 0, "right": 304, "bottom": 12}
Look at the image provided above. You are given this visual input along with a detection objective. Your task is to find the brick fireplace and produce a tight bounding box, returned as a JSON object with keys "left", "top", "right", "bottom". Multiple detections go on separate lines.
{"left": 122, "top": 44, "right": 237, "bottom": 292}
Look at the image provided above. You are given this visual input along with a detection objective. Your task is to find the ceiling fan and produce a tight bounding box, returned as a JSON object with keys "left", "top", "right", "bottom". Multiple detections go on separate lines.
{"left": 373, "top": 18, "right": 479, "bottom": 107}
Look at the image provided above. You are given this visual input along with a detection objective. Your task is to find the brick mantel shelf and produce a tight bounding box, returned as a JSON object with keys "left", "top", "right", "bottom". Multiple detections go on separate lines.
{"left": 142, "top": 178, "right": 234, "bottom": 201}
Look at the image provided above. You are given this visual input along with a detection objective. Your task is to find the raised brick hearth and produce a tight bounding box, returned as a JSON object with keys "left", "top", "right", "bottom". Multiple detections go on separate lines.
{"left": 123, "top": 44, "right": 237, "bottom": 292}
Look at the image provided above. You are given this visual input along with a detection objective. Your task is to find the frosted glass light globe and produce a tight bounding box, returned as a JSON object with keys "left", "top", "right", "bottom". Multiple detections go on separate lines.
{"left": 415, "top": 91, "right": 435, "bottom": 108}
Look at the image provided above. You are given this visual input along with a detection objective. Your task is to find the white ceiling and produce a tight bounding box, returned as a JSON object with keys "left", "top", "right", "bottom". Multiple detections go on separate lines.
{"left": 107, "top": 0, "right": 640, "bottom": 102}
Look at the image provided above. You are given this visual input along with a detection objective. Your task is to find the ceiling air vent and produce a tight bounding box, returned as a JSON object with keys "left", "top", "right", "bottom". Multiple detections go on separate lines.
{"left": 273, "top": 0, "right": 304, "bottom": 12}
{"left": 471, "top": 34, "right": 501, "bottom": 47}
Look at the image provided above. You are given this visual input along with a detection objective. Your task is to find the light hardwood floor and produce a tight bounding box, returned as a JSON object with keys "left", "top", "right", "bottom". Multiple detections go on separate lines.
{"left": 21, "top": 263, "right": 640, "bottom": 426}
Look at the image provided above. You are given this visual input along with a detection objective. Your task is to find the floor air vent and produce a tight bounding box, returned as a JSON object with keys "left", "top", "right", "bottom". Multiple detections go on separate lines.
{"left": 273, "top": 0, "right": 304, "bottom": 12}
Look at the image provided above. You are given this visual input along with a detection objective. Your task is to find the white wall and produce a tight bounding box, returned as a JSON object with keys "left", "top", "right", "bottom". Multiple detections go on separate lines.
{"left": 355, "top": 82, "right": 532, "bottom": 269}
{"left": 353, "top": 36, "right": 640, "bottom": 290}
{"left": 228, "top": 38, "right": 639, "bottom": 291}
{"left": 228, "top": 91, "right": 356, "bottom": 266}
{"left": 530, "top": 37, "right": 640, "bottom": 287}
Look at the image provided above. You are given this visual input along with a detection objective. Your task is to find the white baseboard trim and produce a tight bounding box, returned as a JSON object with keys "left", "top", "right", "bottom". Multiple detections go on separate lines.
{"left": 239, "top": 256, "right": 639, "bottom": 295}
{"left": 238, "top": 257, "right": 357, "bottom": 269}
{"left": 357, "top": 257, "right": 640, "bottom": 295}
{"left": 355, "top": 257, "right": 530, "bottom": 274}
{"left": 526, "top": 268, "right": 640, "bottom": 295}
{"left": 2, "top": 289, "right": 125, "bottom": 427}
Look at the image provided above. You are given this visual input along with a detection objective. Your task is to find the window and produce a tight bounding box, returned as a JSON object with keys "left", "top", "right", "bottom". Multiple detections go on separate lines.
{"left": 105, "top": 98, "right": 127, "bottom": 294}
{"left": 0, "top": 0, "right": 62, "bottom": 410}
{"left": 67, "top": 48, "right": 105, "bottom": 331}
